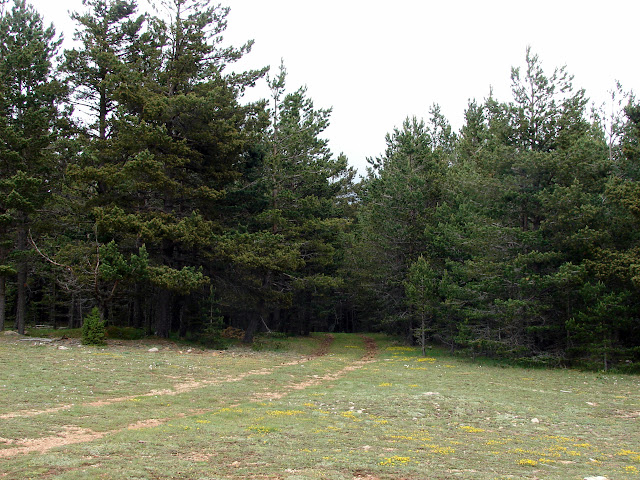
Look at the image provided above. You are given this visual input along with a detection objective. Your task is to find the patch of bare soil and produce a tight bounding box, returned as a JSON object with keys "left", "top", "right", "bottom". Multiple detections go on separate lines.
{"left": 0, "top": 426, "right": 107, "bottom": 458}
{"left": 0, "top": 416, "right": 184, "bottom": 459}
{"left": 185, "top": 451, "right": 214, "bottom": 462}
{"left": 126, "top": 418, "right": 167, "bottom": 430}
{"left": 613, "top": 409, "right": 640, "bottom": 418}
{"left": 361, "top": 336, "right": 378, "bottom": 360}
{"left": 0, "top": 405, "right": 73, "bottom": 420}
{"left": 352, "top": 470, "right": 382, "bottom": 480}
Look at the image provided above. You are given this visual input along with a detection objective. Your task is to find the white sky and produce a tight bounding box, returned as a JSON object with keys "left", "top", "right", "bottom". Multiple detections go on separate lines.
{"left": 27, "top": 0, "right": 640, "bottom": 174}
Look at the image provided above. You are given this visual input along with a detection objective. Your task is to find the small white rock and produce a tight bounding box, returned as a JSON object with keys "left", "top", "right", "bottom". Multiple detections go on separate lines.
{"left": 584, "top": 476, "right": 609, "bottom": 480}
{"left": 58, "top": 346, "right": 69, "bottom": 350}
{"left": 531, "top": 418, "right": 540, "bottom": 423}
{"left": 148, "top": 347, "right": 159, "bottom": 352}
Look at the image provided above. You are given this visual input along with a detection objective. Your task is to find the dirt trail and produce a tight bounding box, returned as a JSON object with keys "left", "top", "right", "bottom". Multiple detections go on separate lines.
{"left": 311, "top": 333, "right": 335, "bottom": 356}
{"left": 0, "top": 335, "right": 337, "bottom": 421}
{"left": 0, "top": 335, "right": 378, "bottom": 458}
{"left": 0, "top": 427, "right": 109, "bottom": 458}
{"left": 252, "top": 335, "right": 378, "bottom": 401}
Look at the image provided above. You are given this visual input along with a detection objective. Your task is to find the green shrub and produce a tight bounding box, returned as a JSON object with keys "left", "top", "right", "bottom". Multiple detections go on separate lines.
{"left": 251, "top": 332, "right": 286, "bottom": 351}
{"left": 198, "top": 324, "right": 230, "bottom": 349}
{"left": 82, "top": 307, "right": 106, "bottom": 346}
{"left": 105, "top": 325, "right": 145, "bottom": 340}
{"left": 25, "top": 327, "right": 83, "bottom": 338}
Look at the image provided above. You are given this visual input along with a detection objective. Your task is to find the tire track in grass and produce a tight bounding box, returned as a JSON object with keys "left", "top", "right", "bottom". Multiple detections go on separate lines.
{"left": 0, "top": 335, "right": 355, "bottom": 458}
{"left": 0, "top": 335, "right": 336, "bottom": 420}
{"left": 252, "top": 335, "right": 378, "bottom": 401}
{"left": 0, "top": 417, "right": 185, "bottom": 459}
{"left": 0, "top": 335, "right": 378, "bottom": 458}
{"left": 0, "top": 426, "right": 109, "bottom": 458}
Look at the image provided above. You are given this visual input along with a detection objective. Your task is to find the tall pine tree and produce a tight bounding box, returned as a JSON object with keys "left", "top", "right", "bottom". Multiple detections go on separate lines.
{"left": 0, "top": 0, "right": 66, "bottom": 333}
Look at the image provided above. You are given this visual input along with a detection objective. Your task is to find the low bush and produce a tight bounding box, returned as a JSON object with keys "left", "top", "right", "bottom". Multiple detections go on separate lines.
{"left": 82, "top": 307, "right": 106, "bottom": 346}
{"left": 220, "top": 326, "right": 245, "bottom": 339}
{"left": 105, "top": 326, "right": 146, "bottom": 340}
{"left": 197, "top": 324, "right": 230, "bottom": 349}
{"left": 251, "top": 332, "right": 286, "bottom": 351}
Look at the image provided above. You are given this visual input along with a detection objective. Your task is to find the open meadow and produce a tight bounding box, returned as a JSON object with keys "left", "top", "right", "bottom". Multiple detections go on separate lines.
{"left": 0, "top": 333, "right": 638, "bottom": 480}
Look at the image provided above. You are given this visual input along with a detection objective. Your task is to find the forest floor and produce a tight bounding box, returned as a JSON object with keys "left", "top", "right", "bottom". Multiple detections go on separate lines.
{"left": 0, "top": 332, "right": 638, "bottom": 480}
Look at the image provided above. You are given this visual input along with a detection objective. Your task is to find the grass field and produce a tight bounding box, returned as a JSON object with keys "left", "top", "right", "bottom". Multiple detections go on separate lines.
{"left": 0, "top": 332, "right": 638, "bottom": 480}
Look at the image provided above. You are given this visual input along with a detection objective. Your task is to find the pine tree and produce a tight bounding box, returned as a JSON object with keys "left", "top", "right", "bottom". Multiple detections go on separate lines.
{"left": 353, "top": 110, "right": 451, "bottom": 335}
{"left": 62, "top": 0, "right": 146, "bottom": 140}
{"left": 442, "top": 51, "right": 616, "bottom": 359}
{"left": 0, "top": 0, "right": 66, "bottom": 333}
{"left": 60, "top": 0, "right": 267, "bottom": 336}
{"left": 404, "top": 256, "right": 439, "bottom": 355}
{"left": 219, "top": 63, "right": 355, "bottom": 341}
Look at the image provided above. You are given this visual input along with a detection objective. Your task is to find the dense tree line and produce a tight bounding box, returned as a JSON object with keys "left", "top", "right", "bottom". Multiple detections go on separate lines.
{"left": 351, "top": 49, "right": 640, "bottom": 369}
{"left": 1, "top": 0, "right": 638, "bottom": 369}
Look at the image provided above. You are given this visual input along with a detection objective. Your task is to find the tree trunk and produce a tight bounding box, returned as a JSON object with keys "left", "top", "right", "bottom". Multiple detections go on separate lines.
{"left": 78, "top": 299, "right": 84, "bottom": 329}
{"left": 49, "top": 282, "right": 56, "bottom": 328}
{"left": 421, "top": 314, "right": 426, "bottom": 356}
{"left": 178, "top": 298, "right": 187, "bottom": 338}
{"left": 244, "top": 273, "right": 272, "bottom": 343}
{"left": 0, "top": 276, "right": 5, "bottom": 331}
{"left": 271, "top": 308, "right": 281, "bottom": 331}
{"left": 15, "top": 226, "right": 27, "bottom": 335}
{"left": 99, "top": 72, "right": 107, "bottom": 140}
{"left": 301, "top": 305, "right": 310, "bottom": 336}
{"left": 132, "top": 284, "right": 142, "bottom": 328}
{"left": 68, "top": 293, "right": 75, "bottom": 329}
{"left": 242, "top": 314, "right": 259, "bottom": 343}
{"left": 243, "top": 301, "right": 269, "bottom": 343}
{"left": 156, "top": 291, "right": 171, "bottom": 338}
{"left": 144, "top": 301, "right": 152, "bottom": 336}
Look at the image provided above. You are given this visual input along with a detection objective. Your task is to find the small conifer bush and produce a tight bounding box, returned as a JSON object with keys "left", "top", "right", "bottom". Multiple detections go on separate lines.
{"left": 82, "top": 307, "right": 106, "bottom": 345}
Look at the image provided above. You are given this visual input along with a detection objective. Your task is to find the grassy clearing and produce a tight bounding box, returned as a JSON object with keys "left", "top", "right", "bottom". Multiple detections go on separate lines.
{"left": 0, "top": 333, "right": 638, "bottom": 480}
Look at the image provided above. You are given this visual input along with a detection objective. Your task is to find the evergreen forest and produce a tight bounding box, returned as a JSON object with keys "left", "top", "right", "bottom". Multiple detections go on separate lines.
{"left": 1, "top": 0, "right": 639, "bottom": 371}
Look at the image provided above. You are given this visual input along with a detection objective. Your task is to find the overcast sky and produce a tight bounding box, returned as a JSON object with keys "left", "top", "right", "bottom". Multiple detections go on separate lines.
{"left": 27, "top": 0, "right": 640, "bottom": 174}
